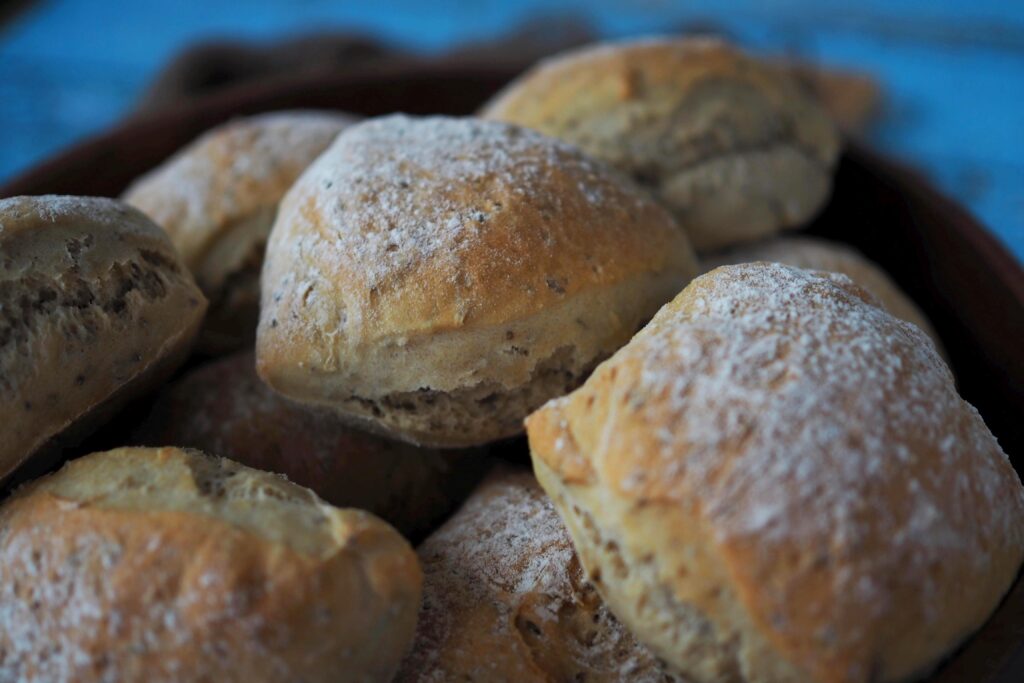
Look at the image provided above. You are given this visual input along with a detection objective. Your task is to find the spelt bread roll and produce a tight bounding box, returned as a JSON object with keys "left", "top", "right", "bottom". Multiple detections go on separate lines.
{"left": 0, "top": 195, "right": 205, "bottom": 483}
{"left": 0, "top": 446, "right": 421, "bottom": 683}
{"left": 395, "top": 468, "right": 680, "bottom": 682}
{"left": 701, "top": 236, "right": 942, "bottom": 350}
{"left": 481, "top": 37, "right": 841, "bottom": 252}
{"left": 135, "top": 351, "right": 487, "bottom": 539}
{"left": 780, "top": 62, "right": 881, "bottom": 134}
{"left": 123, "top": 110, "right": 357, "bottom": 351}
{"left": 256, "top": 114, "right": 698, "bottom": 447}
{"left": 526, "top": 263, "right": 1024, "bottom": 683}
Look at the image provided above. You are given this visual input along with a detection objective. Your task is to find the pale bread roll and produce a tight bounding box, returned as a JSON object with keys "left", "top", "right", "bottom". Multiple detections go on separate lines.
{"left": 482, "top": 37, "right": 841, "bottom": 252}
{"left": 701, "top": 235, "right": 943, "bottom": 351}
{"left": 123, "top": 111, "right": 358, "bottom": 351}
{"left": 527, "top": 263, "right": 1024, "bottom": 683}
{"left": 257, "top": 114, "right": 698, "bottom": 447}
{"left": 780, "top": 62, "right": 881, "bottom": 134}
{"left": 395, "top": 468, "right": 681, "bottom": 682}
{"left": 134, "top": 351, "right": 488, "bottom": 539}
{"left": 0, "top": 195, "right": 205, "bottom": 483}
{"left": 0, "top": 447, "right": 422, "bottom": 682}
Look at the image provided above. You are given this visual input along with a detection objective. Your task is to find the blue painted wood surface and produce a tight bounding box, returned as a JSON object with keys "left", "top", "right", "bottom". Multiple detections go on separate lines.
{"left": 1, "top": 0, "right": 1022, "bottom": 261}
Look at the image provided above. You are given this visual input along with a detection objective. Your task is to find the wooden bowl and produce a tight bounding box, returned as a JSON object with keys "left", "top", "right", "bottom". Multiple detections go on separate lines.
{"left": 2, "top": 59, "right": 1022, "bottom": 682}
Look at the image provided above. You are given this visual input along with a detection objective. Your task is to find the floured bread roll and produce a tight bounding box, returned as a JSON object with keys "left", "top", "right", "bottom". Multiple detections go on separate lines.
{"left": 527, "top": 263, "right": 1024, "bottom": 683}
{"left": 257, "top": 114, "right": 698, "bottom": 447}
{"left": 701, "top": 235, "right": 943, "bottom": 351}
{"left": 123, "top": 110, "right": 357, "bottom": 351}
{"left": 482, "top": 37, "right": 841, "bottom": 252}
{"left": 0, "top": 447, "right": 421, "bottom": 683}
{"left": 0, "top": 196, "right": 205, "bottom": 483}
{"left": 135, "top": 351, "right": 487, "bottom": 539}
{"left": 394, "top": 468, "right": 680, "bottom": 682}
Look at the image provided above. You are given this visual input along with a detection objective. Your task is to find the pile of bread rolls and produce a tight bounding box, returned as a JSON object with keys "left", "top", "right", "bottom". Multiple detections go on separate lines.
{"left": 1, "top": 37, "right": 1021, "bottom": 683}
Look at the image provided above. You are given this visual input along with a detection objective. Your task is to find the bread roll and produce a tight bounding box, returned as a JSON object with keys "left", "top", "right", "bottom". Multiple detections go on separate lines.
{"left": 0, "top": 195, "right": 205, "bottom": 483}
{"left": 123, "top": 111, "right": 357, "bottom": 351}
{"left": 257, "top": 114, "right": 698, "bottom": 447}
{"left": 395, "top": 468, "right": 680, "bottom": 682}
{"left": 701, "top": 235, "right": 942, "bottom": 350}
{"left": 135, "top": 351, "right": 487, "bottom": 539}
{"left": 526, "top": 263, "right": 1024, "bottom": 683}
{"left": 780, "top": 62, "right": 881, "bottom": 134}
{"left": 0, "top": 446, "right": 421, "bottom": 682}
{"left": 482, "top": 37, "right": 841, "bottom": 252}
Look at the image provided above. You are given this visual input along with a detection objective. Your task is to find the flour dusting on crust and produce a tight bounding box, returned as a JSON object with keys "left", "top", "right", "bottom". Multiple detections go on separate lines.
{"left": 397, "top": 470, "right": 681, "bottom": 682}
{"left": 275, "top": 114, "right": 648, "bottom": 292}
{"left": 123, "top": 111, "right": 356, "bottom": 266}
{"left": 538, "top": 262, "right": 1024, "bottom": 680}
{"left": 625, "top": 264, "right": 1019, "bottom": 555}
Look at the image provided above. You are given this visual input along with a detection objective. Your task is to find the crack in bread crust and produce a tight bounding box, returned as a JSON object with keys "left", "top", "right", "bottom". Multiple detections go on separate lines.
{"left": 335, "top": 348, "right": 606, "bottom": 448}
{"left": 0, "top": 249, "right": 188, "bottom": 393}
{"left": 603, "top": 78, "right": 832, "bottom": 185}
{"left": 633, "top": 139, "right": 827, "bottom": 193}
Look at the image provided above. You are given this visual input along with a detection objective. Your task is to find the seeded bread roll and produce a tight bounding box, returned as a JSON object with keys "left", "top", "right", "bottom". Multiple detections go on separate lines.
{"left": 395, "top": 468, "right": 681, "bottom": 682}
{"left": 123, "top": 110, "right": 357, "bottom": 351}
{"left": 0, "top": 195, "right": 206, "bottom": 483}
{"left": 780, "top": 62, "right": 881, "bottom": 134}
{"left": 135, "top": 351, "right": 487, "bottom": 539}
{"left": 481, "top": 37, "right": 841, "bottom": 252}
{"left": 701, "top": 236, "right": 943, "bottom": 351}
{"left": 257, "top": 114, "right": 698, "bottom": 448}
{"left": 0, "top": 446, "right": 422, "bottom": 682}
{"left": 526, "top": 263, "right": 1024, "bottom": 683}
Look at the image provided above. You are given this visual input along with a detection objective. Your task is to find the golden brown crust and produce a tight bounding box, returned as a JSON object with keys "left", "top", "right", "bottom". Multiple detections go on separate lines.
{"left": 257, "top": 114, "right": 698, "bottom": 446}
{"left": 0, "top": 447, "right": 422, "bottom": 682}
{"left": 0, "top": 195, "right": 206, "bottom": 483}
{"left": 527, "top": 263, "right": 1024, "bottom": 683}
{"left": 481, "top": 37, "right": 841, "bottom": 251}
{"left": 395, "top": 468, "right": 681, "bottom": 682}
{"left": 700, "top": 236, "right": 943, "bottom": 352}
{"left": 123, "top": 110, "right": 358, "bottom": 351}
{"left": 134, "top": 351, "right": 488, "bottom": 539}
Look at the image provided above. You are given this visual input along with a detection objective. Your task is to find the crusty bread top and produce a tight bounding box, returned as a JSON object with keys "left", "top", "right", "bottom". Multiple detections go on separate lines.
{"left": 0, "top": 446, "right": 423, "bottom": 683}
{"left": 15, "top": 447, "right": 356, "bottom": 557}
{"left": 481, "top": 36, "right": 840, "bottom": 252}
{"left": 0, "top": 195, "right": 204, "bottom": 398}
{"left": 122, "top": 111, "right": 357, "bottom": 278}
{"left": 0, "top": 195, "right": 174, "bottom": 265}
{"left": 701, "top": 236, "right": 942, "bottom": 348}
{"left": 257, "top": 114, "right": 695, "bottom": 388}
{"left": 528, "top": 263, "right": 1024, "bottom": 682}
{"left": 482, "top": 36, "right": 839, "bottom": 177}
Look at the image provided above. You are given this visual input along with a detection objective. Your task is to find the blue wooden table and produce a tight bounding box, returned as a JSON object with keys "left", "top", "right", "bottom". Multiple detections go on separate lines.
{"left": 1, "top": 0, "right": 1022, "bottom": 261}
